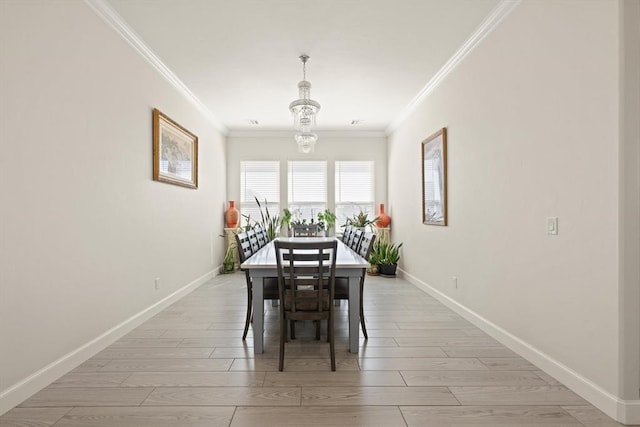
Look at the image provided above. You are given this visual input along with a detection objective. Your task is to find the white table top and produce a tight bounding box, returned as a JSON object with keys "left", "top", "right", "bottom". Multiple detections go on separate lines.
{"left": 241, "top": 237, "right": 369, "bottom": 269}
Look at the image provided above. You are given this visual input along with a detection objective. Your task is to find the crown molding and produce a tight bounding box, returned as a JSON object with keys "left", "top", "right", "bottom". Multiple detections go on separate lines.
{"left": 227, "top": 129, "right": 387, "bottom": 139}
{"left": 84, "top": 0, "right": 228, "bottom": 135}
{"left": 386, "top": 0, "right": 522, "bottom": 134}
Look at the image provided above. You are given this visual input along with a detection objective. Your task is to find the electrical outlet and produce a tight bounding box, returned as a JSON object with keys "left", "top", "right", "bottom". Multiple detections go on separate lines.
{"left": 155, "top": 278, "right": 160, "bottom": 290}
{"left": 452, "top": 276, "right": 458, "bottom": 289}
{"left": 547, "top": 217, "right": 559, "bottom": 235}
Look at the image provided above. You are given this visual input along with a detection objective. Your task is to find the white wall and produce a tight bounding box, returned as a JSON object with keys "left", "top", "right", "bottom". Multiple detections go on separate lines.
{"left": 0, "top": 0, "right": 227, "bottom": 412}
{"left": 388, "top": 0, "right": 638, "bottom": 422}
{"left": 619, "top": 0, "right": 640, "bottom": 406}
{"left": 226, "top": 132, "right": 388, "bottom": 224}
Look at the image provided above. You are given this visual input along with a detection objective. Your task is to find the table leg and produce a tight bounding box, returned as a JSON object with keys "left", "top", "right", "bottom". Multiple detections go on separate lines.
{"left": 253, "top": 276, "right": 264, "bottom": 354}
{"left": 348, "top": 275, "right": 360, "bottom": 353}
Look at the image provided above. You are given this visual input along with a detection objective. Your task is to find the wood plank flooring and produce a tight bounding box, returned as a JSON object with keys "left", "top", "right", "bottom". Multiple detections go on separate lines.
{"left": 1, "top": 273, "right": 629, "bottom": 426}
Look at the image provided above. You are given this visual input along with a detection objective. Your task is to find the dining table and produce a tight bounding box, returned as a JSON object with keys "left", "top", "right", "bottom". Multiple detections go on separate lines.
{"left": 240, "top": 236, "right": 370, "bottom": 354}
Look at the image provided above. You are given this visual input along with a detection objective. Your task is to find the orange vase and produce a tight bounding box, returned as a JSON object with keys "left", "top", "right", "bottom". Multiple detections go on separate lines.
{"left": 225, "top": 201, "right": 239, "bottom": 228}
{"left": 375, "top": 203, "right": 391, "bottom": 228}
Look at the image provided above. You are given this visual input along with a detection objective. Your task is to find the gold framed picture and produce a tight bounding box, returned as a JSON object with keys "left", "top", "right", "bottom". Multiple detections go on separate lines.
{"left": 152, "top": 108, "right": 198, "bottom": 189}
{"left": 421, "top": 127, "right": 447, "bottom": 226}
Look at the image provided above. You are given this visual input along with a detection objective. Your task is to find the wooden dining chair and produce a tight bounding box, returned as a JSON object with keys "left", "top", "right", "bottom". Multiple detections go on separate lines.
{"left": 335, "top": 232, "right": 376, "bottom": 339}
{"left": 350, "top": 228, "right": 363, "bottom": 252}
{"left": 247, "top": 228, "right": 260, "bottom": 254}
{"left": 274, "top": 240, "right": 338, "bottom": 371}
{"left": 292, "top": 224, "right": 319, "bottom": 237}
{"left": 255, "top": 225, "right": 267, "bottom": 248}
{"left": 341, "top": 226, "right": 352, "bottom": 243}
{"left": 236, "top": 232, "right": 279, "bottom": 340}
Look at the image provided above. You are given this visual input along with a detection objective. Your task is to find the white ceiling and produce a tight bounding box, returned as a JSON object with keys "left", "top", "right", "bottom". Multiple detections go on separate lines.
{"left": 106, "top": 0, "right": 500, "bottom": 133}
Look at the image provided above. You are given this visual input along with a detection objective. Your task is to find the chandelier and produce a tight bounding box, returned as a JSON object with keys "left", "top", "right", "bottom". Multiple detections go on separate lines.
{"left": 289, "top": 54, "right": 320, "bottom": 153}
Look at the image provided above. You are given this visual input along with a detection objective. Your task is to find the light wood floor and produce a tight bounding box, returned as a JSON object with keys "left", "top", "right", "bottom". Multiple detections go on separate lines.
{"left": 2, "top": 273, "right": 629, "bottom": 426}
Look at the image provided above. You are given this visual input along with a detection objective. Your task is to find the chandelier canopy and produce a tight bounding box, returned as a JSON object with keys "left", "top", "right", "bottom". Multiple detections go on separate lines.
{"left": 289, "top": 55, "right": 320, "bottom": 153}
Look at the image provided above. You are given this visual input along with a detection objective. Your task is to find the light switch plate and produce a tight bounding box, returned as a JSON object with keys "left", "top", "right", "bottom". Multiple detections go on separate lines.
{"left": 547, "top": 217, "right": 558, "bottom": 235}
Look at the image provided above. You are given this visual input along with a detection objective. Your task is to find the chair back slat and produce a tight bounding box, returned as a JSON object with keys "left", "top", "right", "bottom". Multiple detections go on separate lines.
{"left": 235, "top": 232, "right": 252, "bottom": 263}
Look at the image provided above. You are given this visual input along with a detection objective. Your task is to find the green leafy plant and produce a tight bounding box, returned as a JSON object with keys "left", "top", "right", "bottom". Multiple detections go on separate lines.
{"left": 282, "top": 208, "right": 293, "bottom": 226}
{"left": 343, "top": 210, "right": 379, "bottom": 230}
{"left": 240, "top": 213, "right": 255, "bottom": 231}
{"left": 368, "top": 240, "right": 384, "bottom": 265}
{"left": 317, "top": 209, "right": 336, "bottom": 231}
{"left": 254, "top": 197, "right": 281, "bottom": 240}
{"left": 222, "top": 242, "right": 236, "bottom": 273}
{"left": 373, "top": 240, "right": 403, "bottom": 265}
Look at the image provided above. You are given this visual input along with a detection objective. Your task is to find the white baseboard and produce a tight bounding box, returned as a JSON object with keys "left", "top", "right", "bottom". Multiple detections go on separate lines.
{"left": 0, "top": 269, "right": 217, "bottom": 415}
{"left": 399, "top": 268, "right": 640, "bottom": 426}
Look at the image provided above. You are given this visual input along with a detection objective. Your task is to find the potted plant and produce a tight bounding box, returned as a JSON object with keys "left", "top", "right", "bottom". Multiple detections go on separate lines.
{"left": 282, "top": 208, "right": 293, "bottom": 236}
{"left": 343, "top": 210, "right": 379, "bottom": 231}
{"left": 254, "top": 197, "right": 281, "bottom": 240}
{"left": 378, "top": 241, "right": 403, "bottom": 277}
{"left": 317, "top": 209, "right": 336, "bottom": 236}
{"left": 222, "top": 242, "right": 236, "bottom": 273}
{"left": 367, "top": 239, "right": 383, "bottom": 276}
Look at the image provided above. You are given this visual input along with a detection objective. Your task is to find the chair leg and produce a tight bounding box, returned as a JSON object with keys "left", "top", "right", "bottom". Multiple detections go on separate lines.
{"left": 360, "top": 279, "right": 368, "bottom": 339}
{"left": 360, "top": 305, "right": 368, "bottom": 340}
{"left": 329, "top": 312, "right": 336, "bottom": 371}
{"left": 242, "top": 285, "right": 252, "bottom": 341}
{"left": 279, "top": 315, "right": 286, "bottom": 371}
{"left": 316, "top": 320, "right": 321, "bottom": 340}
{"left": 290, "top": 320, "right": 296, "bottom": 340}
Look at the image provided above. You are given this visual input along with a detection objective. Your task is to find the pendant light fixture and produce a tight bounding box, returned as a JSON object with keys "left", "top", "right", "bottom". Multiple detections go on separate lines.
{"left": 289, "top": 54, "right": 320, "bottom": 153}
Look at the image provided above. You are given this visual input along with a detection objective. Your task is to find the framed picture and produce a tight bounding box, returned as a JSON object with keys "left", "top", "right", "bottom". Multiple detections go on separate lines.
{"left": 153, "top": 108, "right": 198, "bottom": 189}
{"left": 422, "top": 127, "right": 447, "bottom": 226}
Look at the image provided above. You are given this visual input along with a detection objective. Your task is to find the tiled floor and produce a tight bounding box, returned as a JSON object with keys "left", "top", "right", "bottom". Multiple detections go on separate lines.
{"left": 1, "top": 273, "right": 630, "bottom": 426}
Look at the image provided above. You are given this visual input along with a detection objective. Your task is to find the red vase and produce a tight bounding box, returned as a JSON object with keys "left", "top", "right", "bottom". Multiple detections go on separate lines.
{"left": 225, "top": 201, "right": 239, "bottom": 228}
{"left": 375, "top": 203, "right": 391, "bottom": 228}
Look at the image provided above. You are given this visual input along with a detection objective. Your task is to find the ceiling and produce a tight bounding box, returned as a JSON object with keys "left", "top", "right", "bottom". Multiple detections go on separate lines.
{"left": 106, "top": 0, "right": 500, "bottom": 133}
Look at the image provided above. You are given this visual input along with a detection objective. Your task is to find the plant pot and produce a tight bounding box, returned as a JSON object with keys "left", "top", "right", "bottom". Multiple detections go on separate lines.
{"left": 367, "top": 264, "right": 380, "bottom": 276}
{"left": 379, "top": 263, "right": 397, "bottom": 277}
{"left": 222, "top": 258, "right": 235, "bottom": 273}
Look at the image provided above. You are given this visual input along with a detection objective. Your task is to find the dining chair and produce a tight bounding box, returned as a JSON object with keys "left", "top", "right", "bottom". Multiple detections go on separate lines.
{"left": 274, "top": 239, "right": 338, "bottom": 371}
{"left": 259, "top": 226, "right": 270, "bottom": 243}
{"left": 255, "top": 225, "right": 267, "bottom": 247}
{"left": 236, "top": 232, "right": 279, "bottom": 341}
{"left": 292, "top": 224, "right": 319, "bottom": 237}
{"left": 247, "top": 228, "right": 260, "bottom": 254}
{"left": 341, "top": 226, "right": 352, "bottom": 243}
{"left": 350, "top": 228, "right": 363, "bottom": 252}
{"left": 335, "top": 232, "right": 376, "bottom": 339}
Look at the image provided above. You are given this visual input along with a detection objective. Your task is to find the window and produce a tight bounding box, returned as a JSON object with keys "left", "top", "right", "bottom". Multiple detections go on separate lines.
{"left": 335, "top": 161, "right": 375, "bottom": 230}
{"left": 240, "top": 161, "right": 279, "bottom": 226}
{"left": 288, "top": 161, "right": 327, "bottom": 222}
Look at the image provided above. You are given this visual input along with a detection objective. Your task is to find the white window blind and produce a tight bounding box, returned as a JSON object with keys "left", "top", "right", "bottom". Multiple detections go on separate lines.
{"left": 288, "top": 161, "right": 327, "bottom": 221}
{"left": 240, "top": 161, "right": 280, "bottom": 226}
{"left": 335, "top": 161, "right": 375, "bottom": 230}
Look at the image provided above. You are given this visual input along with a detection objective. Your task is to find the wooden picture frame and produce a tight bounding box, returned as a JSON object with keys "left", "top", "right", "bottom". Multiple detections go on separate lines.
{"left": 153, "top": 108, "right": 198, "bottom": 189}
{"left": 421, "top": 128, "right": 447, "bottom": 226}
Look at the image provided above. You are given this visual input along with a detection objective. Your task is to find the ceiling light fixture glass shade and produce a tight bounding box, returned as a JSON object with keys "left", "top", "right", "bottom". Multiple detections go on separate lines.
{"left": 295, "top": 132, "right": 317, "bottom": 153}
{"left": 289, "top": 55, "right": 320, "bottom": 130}
{"left": 289, "top": 54, "right": 320, "bottom": 153}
